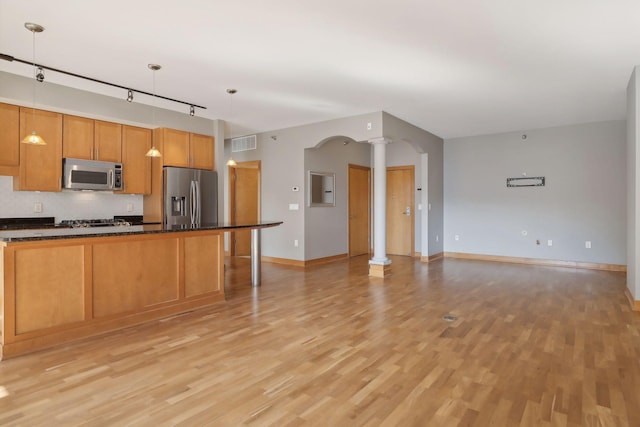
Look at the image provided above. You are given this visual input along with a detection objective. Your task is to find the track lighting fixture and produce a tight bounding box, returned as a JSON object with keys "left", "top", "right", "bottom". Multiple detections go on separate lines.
{"left": 1, "top": 39, "right": 205, "bottom": 113}
{"left": 189, "top": 105, "right": 195, "bottom": 116}
{"left": 35, "top": 66, "right": 44, "bottom": 82}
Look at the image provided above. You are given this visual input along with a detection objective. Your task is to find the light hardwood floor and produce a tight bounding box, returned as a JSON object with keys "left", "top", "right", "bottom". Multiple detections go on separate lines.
{"left": 0, "top": 256, "right": 638, "bottom": 426}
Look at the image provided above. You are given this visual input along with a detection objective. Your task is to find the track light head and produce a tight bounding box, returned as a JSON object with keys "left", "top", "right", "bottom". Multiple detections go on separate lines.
{"left": 189, "top": 105, "right": 195, "bottom": 116}
{"left": 127, "top": 89, "right": 133, "bottom": 102}
{"left": 36, "top": 66, "right": 44, "bottom": 82}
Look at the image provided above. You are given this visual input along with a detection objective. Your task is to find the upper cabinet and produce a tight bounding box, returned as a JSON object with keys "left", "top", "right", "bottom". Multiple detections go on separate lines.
{"left": 94, "top": 120, "right": 122, "bottom": 163}
{"left": 63, "top": 115, "right": 94, "bottom": 160}
{"left": 160, "top": 128, "right": 190, "bottom": 167}
{"left": 0, "top": 103, "right": 20, "bottom": 176}
{"left": 158, "top": 128, "right": 214, "bottom": 170}
{"left": 120, "top": 125, "right": 151, "bottom": 195}
{"left": 14, "top": 108, "right": 63, "bottom": 192}
{"left": 190, "top": 133, "right": 214, "bottom": 170}
{"left": 63, "top": 116, "right": 122, "bottom": 162}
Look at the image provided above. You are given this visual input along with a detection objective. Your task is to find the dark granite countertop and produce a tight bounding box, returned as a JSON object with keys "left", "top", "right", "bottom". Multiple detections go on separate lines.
{"left": 0, "top": 221, "right": 283, "bottom": 243}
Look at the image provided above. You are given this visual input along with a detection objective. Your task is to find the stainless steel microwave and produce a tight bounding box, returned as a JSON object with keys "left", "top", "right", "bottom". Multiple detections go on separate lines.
{"left": 62, "top": 158, "right": 123, "bottom": 191}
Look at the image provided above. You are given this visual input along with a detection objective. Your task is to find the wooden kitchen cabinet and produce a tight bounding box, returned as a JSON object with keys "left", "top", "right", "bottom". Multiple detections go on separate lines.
{"left": 92, "top": 237, "right": 180, "bottom": 317}
{"left": 0, "top": 103, "right": 20, "bottom": 176}
{"left": 184, "top": 234, "right": 223, "bottom": 297}
{"left": 158, "top": 128, "right": 214, "bottom": 170}
{"left": 190, "top": 133, "right": 215, "bottom": 170}
{"left": 94, "top": 120, "right": 122, "bottom": 162}
{"left": 63, "top": 115, "right": 94, "bottom": 160}
{"left": 159, "top": 128, "right": 190, "bottom": 167}
{"left": 120, "top": 125, "right": 151, "bottom": 195}
{"left": 14, "top": 108, "right": 63, "bottom": 192}
{"left": 1, "top": 229, "right": 226, "bottom": 359}
{"left": 13, "top": 244, "right": 87, "bottom": 334}
{"left": 63, "top": 116, "right": 122, "bottom": 162}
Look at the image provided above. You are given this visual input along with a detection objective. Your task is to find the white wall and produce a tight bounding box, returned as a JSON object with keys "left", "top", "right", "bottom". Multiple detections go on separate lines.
{"left": 627, "top": 67, "right": 640, "bottom": 300}
{"left": 444, "top": 121, "right": 627, "bottom": 265}
{"left": 0, "top": 176, "right": 142, "bottom": 220}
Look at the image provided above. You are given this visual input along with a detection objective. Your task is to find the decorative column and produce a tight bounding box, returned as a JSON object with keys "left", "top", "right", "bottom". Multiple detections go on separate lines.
{"left": 369, "top": 137, "right": 392, "bottom": 277}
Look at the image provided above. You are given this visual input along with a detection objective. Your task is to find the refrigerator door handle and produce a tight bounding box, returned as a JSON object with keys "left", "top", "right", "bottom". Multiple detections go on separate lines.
{"left": 195, "top": 180, "right": 201, "bottom": 224}
{"left": 189, "top": 180, "right": 195, "bottom": 224}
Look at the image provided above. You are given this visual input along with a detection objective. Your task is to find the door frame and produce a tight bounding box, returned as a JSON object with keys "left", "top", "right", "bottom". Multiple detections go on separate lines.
{"left": 386, "top": 165, "right": 415, "bottom": 256}
{"left": 348, "top": 163, "right": 371, "bottom": 257}
{"left": 228, "top": 160, "right": 261, "bottom": 256}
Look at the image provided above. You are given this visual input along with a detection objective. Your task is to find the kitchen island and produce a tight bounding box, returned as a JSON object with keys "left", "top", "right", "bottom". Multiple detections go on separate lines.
{"left": 0, "top": 221, "right": 282, "bottom": 359}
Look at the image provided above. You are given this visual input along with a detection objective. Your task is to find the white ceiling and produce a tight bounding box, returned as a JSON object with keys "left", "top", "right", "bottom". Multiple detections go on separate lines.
{"left": 1, "top": 0, "right": 639, "bottom": 139}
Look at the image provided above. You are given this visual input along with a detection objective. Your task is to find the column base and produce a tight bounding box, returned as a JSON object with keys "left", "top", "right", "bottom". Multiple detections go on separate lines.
{"left": 368, "top": 259, "right": 392, "bottom": 277}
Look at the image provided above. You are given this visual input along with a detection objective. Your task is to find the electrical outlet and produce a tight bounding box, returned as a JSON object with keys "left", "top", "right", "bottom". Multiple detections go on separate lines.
{"left": 126, "top": 203, "right": 134, "bottom": 212}
{"left": 548, "top": 240, "right": 553, "bottom": 247}
{"left": 521, "top": 230, "right": 528, "bottom": 236}
{"left": 454, "top": 235, "right": 460, "bottom": 241}
{"left": 436, "top": 235, "right": 439, "bottom": 242}
{"left": 294, "top": 239, "right": 299, "bottom": 247}
{"left": 289, "top": 204, "right": 299, "bottom": 211}
{"left": 34, "top": 201, "right": 43, "bottom": 213}
{"left": 367, "top": 122, "right": 372, "bottom": 130}
{"left": 585, "top": 241, "right": 591, "bottom": 249}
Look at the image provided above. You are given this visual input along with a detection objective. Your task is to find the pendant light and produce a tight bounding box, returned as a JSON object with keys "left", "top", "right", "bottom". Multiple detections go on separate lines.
{"left": 145, "top": 63, "right": 162, "bottom": 157}
{"left": 226, "top": 88, "right": 237, "bottom": 166}
{"left": 22, "top": 22, "right": 46, "bottom": 145}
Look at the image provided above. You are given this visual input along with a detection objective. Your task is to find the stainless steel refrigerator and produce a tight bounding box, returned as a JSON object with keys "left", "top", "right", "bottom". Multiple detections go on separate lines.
{"left": 163, "top": 167, "right": 218, "bottom": 226}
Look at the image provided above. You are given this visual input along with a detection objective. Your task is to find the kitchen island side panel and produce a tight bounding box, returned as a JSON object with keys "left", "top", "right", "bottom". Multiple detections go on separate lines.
{"left": 92, "top": 237, "right": 180, "bottom": 318}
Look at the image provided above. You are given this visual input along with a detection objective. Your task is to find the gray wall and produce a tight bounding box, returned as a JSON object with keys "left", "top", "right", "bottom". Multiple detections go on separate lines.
{"left": 224, "top": 111, "right": 445, "bottom": 262}
{"left": 0, "top": 71, "right": 223, "bottom": 221}
{"left": 444, "top": 121, "right": 627, "bottom": 265}
{"left": 304, "top": 138, "right": 371, "bottom": 260}
{"left": 224, "top": 112, "right": 384, "bottom": 261}
{"left": 382, "top": 112, "right": 444, "bottom": 256}
{"left": 627, "top": 68, "right": 639, "bottom": 299}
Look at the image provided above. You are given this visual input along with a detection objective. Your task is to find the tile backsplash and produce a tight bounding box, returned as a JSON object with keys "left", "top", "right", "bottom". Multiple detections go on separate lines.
{"left": 0, "top": 176, "right": 143, "bottom": 221}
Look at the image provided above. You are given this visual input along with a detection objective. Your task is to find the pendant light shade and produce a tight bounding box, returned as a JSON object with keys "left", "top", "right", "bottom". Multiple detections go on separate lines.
{"left": 22, "top": 131, "right": 46, "bottom": 145}
{"left": 146, "top": 146, "right": 162, "bottom": 158}
{"left": 22, "top": 22, "right": 46, "bottom": 145}
{"left": 145, "top": 63, "right": 162, "bottom": 157}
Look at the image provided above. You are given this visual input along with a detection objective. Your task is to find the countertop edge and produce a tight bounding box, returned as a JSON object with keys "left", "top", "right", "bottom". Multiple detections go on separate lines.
{"left": 0, "top": 221, "right": 283, "bottom": 243}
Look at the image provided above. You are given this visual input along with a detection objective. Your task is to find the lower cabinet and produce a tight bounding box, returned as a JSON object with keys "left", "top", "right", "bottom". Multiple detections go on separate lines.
{"left": 14, "top": 244, "right": 86, "bottom": 334}
{"left": 0, "top": 231, "right": 225, "bottom": 359}
{"left": 184, "top": 234, "right": 223, "bottom": 297}
{"left": 93, "top": 237, "right": 180, "bottom": 317}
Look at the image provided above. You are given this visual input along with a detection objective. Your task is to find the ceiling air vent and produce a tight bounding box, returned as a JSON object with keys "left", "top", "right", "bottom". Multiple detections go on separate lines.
{"left": 231, "top": 135, "right": 257, "bottom": 152}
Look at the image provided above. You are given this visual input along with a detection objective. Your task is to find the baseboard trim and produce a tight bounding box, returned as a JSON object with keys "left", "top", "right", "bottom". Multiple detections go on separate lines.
{"left": 443, "top": 252, "right": 627, "bottom": 272}
{"left": 261, "top": 256, "right": 305, "bottom": 267}
{"left": 420, "top": 252, "right": 444, "bottom": 263}
{"left": 305, "top": 253, "right": 349, "bottom": 266}
{"left": 624, "top": 287, "right": 640, "bottom": 311}
{"left": 261, "top": 253, "right": 348, "bottom": 267}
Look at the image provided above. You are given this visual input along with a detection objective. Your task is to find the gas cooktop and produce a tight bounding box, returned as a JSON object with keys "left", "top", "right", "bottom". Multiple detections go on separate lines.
{"left": 59, "top": 218, "right": 132, "bottom": 228}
